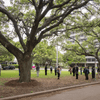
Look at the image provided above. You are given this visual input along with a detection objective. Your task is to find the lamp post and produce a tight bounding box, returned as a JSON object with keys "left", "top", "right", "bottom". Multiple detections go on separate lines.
{"left": 56, "top": 45, "right": 58, "bottom": 68}
{"left": 95, "top": 58, "right": 97, "bottom": 80}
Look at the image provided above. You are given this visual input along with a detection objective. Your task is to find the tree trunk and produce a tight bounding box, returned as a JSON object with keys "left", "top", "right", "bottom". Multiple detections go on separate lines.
{"left": 18, "top": 56, "right": 32, "bottom": 83}
{"left": 98, "top": 61, "right": 100, "bottom": 67}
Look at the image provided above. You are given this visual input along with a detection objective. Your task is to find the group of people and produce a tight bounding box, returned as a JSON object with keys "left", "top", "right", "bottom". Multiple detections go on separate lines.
{"left": 35, "top": 63, "right": 100, "bottom": 80}
{"left": 18, "top": 63, "right": 61, "bottom": 78}
{"left": 69, "top": 65, "right": 100, "bottom": 80}
{"left": 70, "top": 65, "right": 79, "bottom": 79}
{"left": 45, "top": 64, "right": 62, "bottom": 79}
{"left": 18, "top": 63, "right": 100, "bottom": 80}
{"left": 31, "top": 63, "right": 62, "bottom": 79}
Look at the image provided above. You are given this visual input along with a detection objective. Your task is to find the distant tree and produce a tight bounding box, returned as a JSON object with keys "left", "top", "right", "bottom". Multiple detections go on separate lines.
{"left": 32, "top": 40, "right": 57, "bottom": 65}
{"left": 63, "top": 51, "right": 86, "bottom": 65}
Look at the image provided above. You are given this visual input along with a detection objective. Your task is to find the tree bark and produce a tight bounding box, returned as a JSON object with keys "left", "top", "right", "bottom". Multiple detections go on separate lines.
{"left": 18, "top": 56, "right": 32, "bottom": 82}
{"left": 98, "top": 61, "right": 100, "bottom": 67}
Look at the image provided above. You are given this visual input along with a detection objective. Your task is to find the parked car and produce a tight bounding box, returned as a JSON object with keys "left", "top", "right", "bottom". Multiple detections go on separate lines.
{"left": 3, "top": 65, "right": 15, "bottom": 70}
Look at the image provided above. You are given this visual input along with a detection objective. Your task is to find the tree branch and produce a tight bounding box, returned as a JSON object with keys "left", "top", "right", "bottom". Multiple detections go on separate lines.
{"left": 51, "top": 0, "right": 71, "bottom": 9}
{"left": 95, "top": 45, "right": 100, "bottom": 57}
{"left": 0, "top": 7, "right": 27, "bottom": 52}
{"left": 38, "top": 0, "right": 90, "bottom": 41}
{"left": 0, "top": 31, "right": 23, "bottom": 59}
{"left": 17, "top": 18, "right": 30, "bottom": 37}
{"left": 32, "top": 0, "right": 38, "bottom": 11}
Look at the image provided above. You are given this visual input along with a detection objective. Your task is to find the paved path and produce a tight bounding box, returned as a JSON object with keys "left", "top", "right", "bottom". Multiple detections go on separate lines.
{"left": 32, "top": 84, "right": 100, "bottom": 100}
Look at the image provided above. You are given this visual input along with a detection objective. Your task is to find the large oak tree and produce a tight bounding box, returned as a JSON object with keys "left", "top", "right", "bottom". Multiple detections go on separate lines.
{"left": 0, "top": 0, "right": 91, "bottom": 82}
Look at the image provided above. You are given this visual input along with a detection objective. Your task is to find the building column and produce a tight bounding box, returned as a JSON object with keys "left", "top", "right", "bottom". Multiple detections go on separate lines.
{"left": 95, "top": 63, "right": 97, "bottom": 67}
{"left": 95, "top": 63, "right": 97, "bottom": 80}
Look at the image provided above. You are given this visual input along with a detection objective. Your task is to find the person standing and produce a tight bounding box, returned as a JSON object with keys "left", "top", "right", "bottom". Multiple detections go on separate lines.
{"left": 50, "top": 65, "right": 53, "bottom": 73}
{"left": 92, "top": 66, "right": 95, "bottom": 79}
{"left": 72, "top": 66, "right": 76, "bottom": 76}
{"left": 0, "top": 63, "right": 2, "bottom": 76}
{"left": 80, "top": 66, "right": 82, "bottom": 75}
{"left": 36, "top": 63, "right": 40, "bottom": 77}
{"left": 57, "top": 65, "right": 61, "bottom": 79}
{"left": 84, "top": 66, "right": 89, "bottom": 80}
{"left": 97, "top": 66, "right": 100, "bottom": 78}
{"left": 75, "top": 65, "right": 79, "bottom": 79}
{"left": 45, "top": 64, "right": 47, "bottom": 75}
{"left": 32, "top": 64, "right": 35, "bottom": 71}
{"left": 54, "top": 65, "right": 57, "bottom": 75}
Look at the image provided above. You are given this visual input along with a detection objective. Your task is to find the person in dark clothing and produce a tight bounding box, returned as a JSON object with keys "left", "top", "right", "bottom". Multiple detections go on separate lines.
{"left": 45, "top": 64, "right": 47, "bottom": 75}
{"left": 92, "top": 66, "right": 95, "bottom": 79}
{"left": 50, "top": 65, "right": 53, "bottom": 73}
{"left": 57, "top": 65, "right": 61, "bottom": 79}
{"left": 36, "top": 63, "right": 40, "bottom": 77}
{"left": 18, "top": 66, "right": 20, "bottom": 76}
{"left": 54, "top": 65, "right": 57, "bottom": 75}
{"left": 72, "top": 66, "right": 76, "bottom": 76}
{"left": 75, "top": 65, "right": 79, "bottom": 79}
{"left": 84, "top": 66, "right": 89, "bottom": 80}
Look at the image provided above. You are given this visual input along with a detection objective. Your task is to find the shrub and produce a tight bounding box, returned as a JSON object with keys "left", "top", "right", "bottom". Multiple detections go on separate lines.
{"left": 1, "top": 64, "right": 7, "bottom": 68}
{"left": 11, "top": 64, "right": 19, "bottom": 68}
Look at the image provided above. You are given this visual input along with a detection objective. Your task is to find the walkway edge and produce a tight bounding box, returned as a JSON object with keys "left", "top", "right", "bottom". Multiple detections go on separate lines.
{"left": 0, "top": 81, "right": 100, "bottom": 100}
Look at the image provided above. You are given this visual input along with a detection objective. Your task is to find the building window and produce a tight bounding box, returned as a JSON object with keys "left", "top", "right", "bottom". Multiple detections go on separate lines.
{"left": 92, "top": 58, "right": 95, "bottom": 62}
{"left": 87, "top": 58, "right": 91, "bottom": 62}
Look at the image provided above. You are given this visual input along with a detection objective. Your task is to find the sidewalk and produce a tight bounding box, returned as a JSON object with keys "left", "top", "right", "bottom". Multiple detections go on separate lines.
{"left": 31, "top": 84, "right": 100, "bottom": 100}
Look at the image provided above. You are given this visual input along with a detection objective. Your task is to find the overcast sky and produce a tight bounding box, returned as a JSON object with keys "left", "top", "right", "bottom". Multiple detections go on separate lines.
{"left": 2, "top": 0, "right": 10, "bottom": 6}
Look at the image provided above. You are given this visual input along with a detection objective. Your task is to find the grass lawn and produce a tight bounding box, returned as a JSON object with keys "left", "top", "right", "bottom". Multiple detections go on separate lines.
{"left": 31, "top": 70, "right": 72, "bottom": 78}
{"left": 0, "top": 69, "right": 73, "bottom": 79}
{"left": 0, "top": 69, "right": 73, "bottom": 86}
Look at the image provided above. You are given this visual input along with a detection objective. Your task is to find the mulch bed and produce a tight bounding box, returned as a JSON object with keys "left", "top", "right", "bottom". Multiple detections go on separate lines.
{"left": 5, "top": 79, "right": 41, "bottom": 87}
{"left": 0, "top": 74, "right": 99, "bottom": 99}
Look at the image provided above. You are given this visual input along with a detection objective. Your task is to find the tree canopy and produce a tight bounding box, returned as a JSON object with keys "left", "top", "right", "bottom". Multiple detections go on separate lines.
{"left": 0, "top": 0, "right": 92, "bottom": 82}
{"left": 63, "top": 51, "right": 86, "bottom": 65}
{"left": 59, "top": 0, "right": 100, "bottom": 66}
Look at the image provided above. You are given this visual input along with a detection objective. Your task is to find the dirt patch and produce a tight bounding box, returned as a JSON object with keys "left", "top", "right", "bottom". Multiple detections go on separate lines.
{"left": 5, "top": 79, "right": 41, "bottom": 87}
{"left": 0, "top": 75, "right": 99, "bottom": 99}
